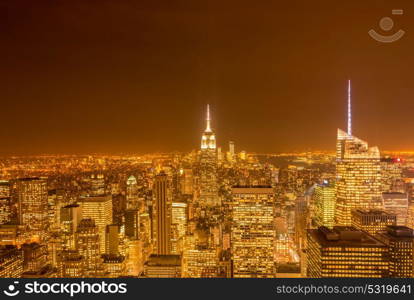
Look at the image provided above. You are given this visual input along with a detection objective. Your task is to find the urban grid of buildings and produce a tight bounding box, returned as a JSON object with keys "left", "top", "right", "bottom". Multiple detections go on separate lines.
{"left": 1, "top": 82, "right": 414, "bottom": 278}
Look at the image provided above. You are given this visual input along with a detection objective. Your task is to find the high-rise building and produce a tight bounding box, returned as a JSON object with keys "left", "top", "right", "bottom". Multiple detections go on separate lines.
{"left": 124, "top": 209, "right": 140, "bottom": 240}
{"left": 231, "top": 186, "right": 275, "bottom": 278}
{"left": 376, "top": 226, "right": 414, "bottom": 278}
{"left": 126, "top": 175, "right": 139, "bottom": 209}
{"left": 351, "top": 209, "right": 396, "bottom": 235}
{"left": 179, "top": 168, "right": 193, "bottom": 196}
{"left": 153, "top": 172, "right": 171, "bottom": 255}
{"left": 60, "top": 204, "right": 82, "bottom": 249}
{"left": 144, "top": 254, "right": 182, "bottom": 278}
{"left": 307, "top": 226, "right": 389, "bottom": 277}
{"left": 17, "top": 178, "right": 49, "bottom": 241}
{"left": 199, "top": 104, "right": 219, "bottom": 206}
{"left": 313, "top": 181, "right": 336, "bottom": 228}
{"left": 79, "top": 195, "right": 112, "bottom": 254}
{"left": 171, "top": 201, "right": 187, "bottom": 254}
{"left": 382, "top": 192, "right": 408, "bottom": 226}
{"left": 335, "top": 81, "right": 382, "bottom": 226}
{"left": 75, "top": 218, "right": 101, "bottom": 276}
{"left": 105, "top": 224, "right": 119, "bottom": 255}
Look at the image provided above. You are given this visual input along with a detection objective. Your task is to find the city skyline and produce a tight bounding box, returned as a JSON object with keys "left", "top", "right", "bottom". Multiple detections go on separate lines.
{"left": 1, "top": 0, "right": 414, "bottom": 155}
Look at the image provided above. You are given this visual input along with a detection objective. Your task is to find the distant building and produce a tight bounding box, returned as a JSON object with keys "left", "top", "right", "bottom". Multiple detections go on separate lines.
{"left": 126, "top": 175, "right": 139, "bottom": 209}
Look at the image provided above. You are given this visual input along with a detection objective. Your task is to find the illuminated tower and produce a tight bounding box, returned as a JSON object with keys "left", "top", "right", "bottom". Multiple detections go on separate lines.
{"left": 335, "top": 81, "right": 382, "bottom": 226}
{"left": 153, "top": 172, "right": 171, "bottom": 255}
{"left": 17, "top": 177, "right": 49, "bottom": 241}
{"left": 126, "top": 175, "right": 139, "bottom": 209}
{"left": 231, "top": 186, "right": 275, "bottom": 278}
{"left": 199, "top": 104, "right": 219, "bottom": 206}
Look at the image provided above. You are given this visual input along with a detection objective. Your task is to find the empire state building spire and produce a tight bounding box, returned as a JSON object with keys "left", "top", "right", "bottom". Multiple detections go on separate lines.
{"left": 205, "top": 104, "right": 212, "bottom": 133}
{"left": 347, "top": 79, "right": 352, "bottom": 136}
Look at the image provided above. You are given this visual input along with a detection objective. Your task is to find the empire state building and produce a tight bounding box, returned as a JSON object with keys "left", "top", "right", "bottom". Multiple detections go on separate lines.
{"left": 198, "top": 104, "right": 219, "bottom": 206}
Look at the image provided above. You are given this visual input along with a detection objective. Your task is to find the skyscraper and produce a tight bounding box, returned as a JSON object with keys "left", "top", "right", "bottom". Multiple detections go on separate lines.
{"left": 335, "top": 81, "right": 382, "bottom": 226}
{"left": 17, "top": 178, "right": 49, "bottom": 241}
{"left": 313, "top": 181, "right": 336, "bottom": 228}
{"left": 199, "top": 104, "right": 219, "bottom": 206}
{"left": 75, "top": 218, "right": 101, "bottom": 276}
{"left": 79, "top": 195, "right": 113, "bottom": 254}
{"left": 126, "top": 175, "right": 139, "bottom": 209}
{"left": 231, "top": 186, "right": 275, "bottom": 278}
{"left": 153, "top": 172, "right": 171, "bottom": 255}
{"left": 171, "top": 201, "right": 187, "bottom": 254}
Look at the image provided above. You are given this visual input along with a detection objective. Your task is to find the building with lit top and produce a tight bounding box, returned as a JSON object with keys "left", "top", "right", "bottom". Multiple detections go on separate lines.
{"left": 199, "top": 104, "right": 219, "bottom": 206}
{"left": 335, "top": 81, "right": 382, "bottom": 226}
{"left": 126, "top": 175, "right": 139, "bottom": 209}
{"left": 231, "top": 186, "right": 275, "bottom": 278}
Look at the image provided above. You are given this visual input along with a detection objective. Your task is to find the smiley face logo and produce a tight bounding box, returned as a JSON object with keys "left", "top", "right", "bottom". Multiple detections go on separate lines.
{"left": 3, "top": 282, "right": 20, "bottom": 297}
{"left": 369, "top": 9, "right": 405, "bottom": 43}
